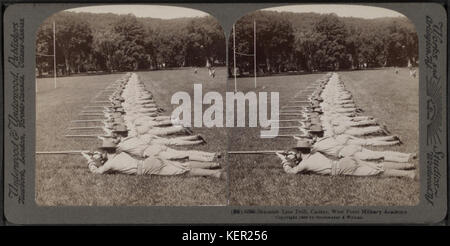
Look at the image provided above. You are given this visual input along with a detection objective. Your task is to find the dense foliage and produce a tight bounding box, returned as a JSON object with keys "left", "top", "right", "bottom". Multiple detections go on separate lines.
{"left": 229, "top": 11, "right": 418, "bottom": 75}
{"left": 36, "top": 10, "right": 418, "bottom": 77}
{"left": 36, "top": 11, "right": 226, "bottom": 76}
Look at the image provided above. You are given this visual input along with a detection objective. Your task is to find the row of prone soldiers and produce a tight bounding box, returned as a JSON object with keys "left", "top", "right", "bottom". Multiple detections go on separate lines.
{"left": 81, "top": 73, "right": 225, "bottom": 179}
{"left": 277, "top": 73, "right": 417, "bottom": 179}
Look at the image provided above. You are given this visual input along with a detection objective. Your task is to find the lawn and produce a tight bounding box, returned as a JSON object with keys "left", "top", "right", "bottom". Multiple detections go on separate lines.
{"left": 36, "top": 67, "right": 228, "bottom": 206}
{"left": 36, "top": 67, "right": 420, "bottom": 206}
{"left": 228, "top": 67, "right": 419, "bottom": 206}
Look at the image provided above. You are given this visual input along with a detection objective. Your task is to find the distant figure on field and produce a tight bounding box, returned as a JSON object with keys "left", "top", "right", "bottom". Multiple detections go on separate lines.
{"left": 410, "top": 69, "right": 417, "bottom": 78}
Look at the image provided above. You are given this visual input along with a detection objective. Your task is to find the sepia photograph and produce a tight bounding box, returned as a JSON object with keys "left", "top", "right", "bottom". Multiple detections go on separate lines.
{"left": 35, "top": 5, "right": 227, "bottom": 206}
{"left": 2, "top": 1, "right": 447, "bottom": 225}
{"left": 227, "top": 4, "right": 419, "bottom": 206}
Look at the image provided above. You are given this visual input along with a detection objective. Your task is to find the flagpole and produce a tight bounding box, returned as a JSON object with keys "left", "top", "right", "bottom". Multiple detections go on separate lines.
{"left": 254, "top": 20, "right": 257, "bottom": 89}
{"left": 233, "top": 24, "right": 237, "bottom": 93}
{"left": 53, "top": 21, "right": 57, "bottom": 89}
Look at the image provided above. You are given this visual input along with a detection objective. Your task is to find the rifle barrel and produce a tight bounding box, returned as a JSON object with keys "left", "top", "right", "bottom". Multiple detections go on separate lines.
{"left": 262, "top": 126, "right": 300, "bottom": 129}
{"left": 282, "top": 105, "right": 306, "bottom": 108}
{"left": 260, "top": 134, "right": 309, "bottom": 138}
{"left": 269, "top": 119, "right": 303, "bottom": 122}
{"left": 36, "top": 150, "right": 90, "bottom": 154}
{"left": 65, "top": 135, "right": 101, "bottom": 138}
{"left": 68, "top": 127, "right": 103, "bottom": 130}
{"left": 72, "top": 120, "right": 104, "bottom": 122}
{"left": 227, "top": 150, "right": 283, "bottom": 154}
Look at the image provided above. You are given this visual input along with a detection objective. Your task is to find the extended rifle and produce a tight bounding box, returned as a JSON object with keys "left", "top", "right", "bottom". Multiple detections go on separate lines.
{"left": 227, "top": 150, "right": 285, "bottom": 155}
{"left": 36, "top": 150, "right": 91, "bottom": 155}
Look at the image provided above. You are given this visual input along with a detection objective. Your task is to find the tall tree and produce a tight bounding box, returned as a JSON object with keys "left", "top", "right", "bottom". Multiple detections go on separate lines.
{"left": 312, "top": 14, "right": 348, "bottom": 70}
{"left": 185, "top": 17, "right": 226, "bottom": 67}
{"left": 112, "top": 14, "right": 147, "bottom": 71}
{"left": 43, "top": 12, "right": 93, "bottom": 75}
{"left": 92, "top": 28, "right": 122, "bottom": 72}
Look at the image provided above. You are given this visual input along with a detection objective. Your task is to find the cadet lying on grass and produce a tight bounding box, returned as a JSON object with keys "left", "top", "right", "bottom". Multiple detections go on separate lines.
{"left": 81, "top": 139, "right": 225, "bottom": 179}
{"left": 276, "top": 142, "right": 416, "bottom": 179}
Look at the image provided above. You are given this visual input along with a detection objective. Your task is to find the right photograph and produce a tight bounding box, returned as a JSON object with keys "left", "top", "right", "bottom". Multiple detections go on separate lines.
{"left": 227, "top": 4, "right": 419, "bottom": 206}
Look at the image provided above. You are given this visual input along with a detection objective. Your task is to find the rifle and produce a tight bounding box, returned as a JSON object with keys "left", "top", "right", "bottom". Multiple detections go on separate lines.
{"left": 289, "top": 100, "right": 309, "bottom": 103}
{"left": 92, "top": 100, "right": 111, "bottom": 103}
{"left": 84, "top": 106, "right": 108, "bottom": 108}
{"left": 262, "top": 126, "right": 301, "bottom": 129}
{"left": 80, "top": 111, "right": 105, "bottom": 113}
{"left": 269, "top": 119, "right": 304, "bottom": 122}
{"left": 79, "top": 114, "right": 104, "bottom": 116}
{"left": 65, "top": 134, "right": 107, "bottom": 138}
{"left": 260, "top": 134, "right": 310, "bottom": 138}
{"left": 282, "top": 105, "right": 306, "bottom": 109}
{"left": 227, "top": 150, "right": 286, "bottom": 155}
{"left": 36, "top": 150, "right": 91, "bottom": 155}
{"left": 279, "top": 113, "right": 303, "bottom": 116}
{"left": 68, "top": 126, "right": 103, "bottom": 130}
{"left": 71, "top": 119, "right": 104, "bottom": 123}
{"left": 280, "top": 110, "right": 306, "bottom": 113}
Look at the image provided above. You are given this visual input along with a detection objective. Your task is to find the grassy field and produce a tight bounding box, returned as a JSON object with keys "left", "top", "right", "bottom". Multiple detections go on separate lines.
{"left": 36, "top": 67, "right": 227, "bottom": 206}
{"left": 36, "top": 67, "right": 419, "bottom": 206}
{"left": 228, "top": 67, "right": 419, "bottom": 206}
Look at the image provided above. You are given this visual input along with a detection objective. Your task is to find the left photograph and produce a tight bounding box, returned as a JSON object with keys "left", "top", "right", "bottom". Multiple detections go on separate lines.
{"left": 35, "top": 5, "right": 227, "bottom": 206}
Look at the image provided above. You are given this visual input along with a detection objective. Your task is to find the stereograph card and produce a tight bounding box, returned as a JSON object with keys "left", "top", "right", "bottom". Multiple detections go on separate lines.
{"left": 1, "top": 1, "right": 447, "bottom": 225}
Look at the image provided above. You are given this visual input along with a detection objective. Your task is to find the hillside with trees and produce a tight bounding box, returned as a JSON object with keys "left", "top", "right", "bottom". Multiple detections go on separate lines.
{"left": 229, "top": 11, "right": 418, "bottom": 76}
{"left": 36, "top": 11, "right": 226, "bottom": 76}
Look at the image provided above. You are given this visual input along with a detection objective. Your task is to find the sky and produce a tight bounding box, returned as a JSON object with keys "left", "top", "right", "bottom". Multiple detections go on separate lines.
{"left": 264, "top": 4, "right": 405, "bottom": 19}
{"left": 67, "top": 5, "right": 209, "bottom": 19}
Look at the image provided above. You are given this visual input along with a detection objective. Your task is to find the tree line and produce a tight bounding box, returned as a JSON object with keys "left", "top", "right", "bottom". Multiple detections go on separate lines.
{"left": 36, "top": 11, "right": 226, "bottom": 76}
{"left": 36, "top": 10, "right": 418, "bottom": 77}
{"left": 229, "top": 11, "right": 418, "bottom": 76}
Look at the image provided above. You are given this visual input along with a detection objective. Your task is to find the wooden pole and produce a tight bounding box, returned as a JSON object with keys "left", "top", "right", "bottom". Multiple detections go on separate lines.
{"left": 233, "top": 24, "right": 237, "bottom": 92}
{"left": 53, "top": 21, "right": 57, "bottom": 89}
{"left": 254, "top": 20, "right": 257, "bottom": 89}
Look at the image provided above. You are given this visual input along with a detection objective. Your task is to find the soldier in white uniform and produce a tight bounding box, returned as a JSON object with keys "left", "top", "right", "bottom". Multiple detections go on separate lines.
{"left": 275, "top": 143, "right": 416, "bottom": 179}
{"left": 292, "top": 138, "right": 415, "bottom": 164}
{"left": 116, "top": 135, "right": 218, "bottom": 162}
{"left": 81, "top": 139, "right": 224, "bottom": 179}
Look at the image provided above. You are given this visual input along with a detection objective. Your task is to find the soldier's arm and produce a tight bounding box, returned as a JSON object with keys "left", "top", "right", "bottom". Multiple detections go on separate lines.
{"left": 88, "top": 159, "right": 111, "bottom": 174}
{"left": 282, "top": 161, "right": 306, "bottom": 174}
{"left": 276, "top": 152, "right": 305, "bottom": 174}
